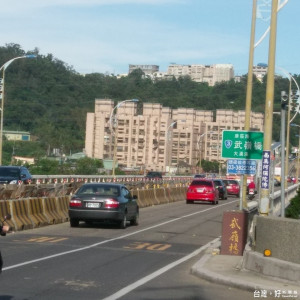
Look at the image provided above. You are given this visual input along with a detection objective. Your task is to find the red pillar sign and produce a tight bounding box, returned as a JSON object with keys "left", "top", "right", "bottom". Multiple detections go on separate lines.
{"left": 221, "top": 211, "right": 248, "bottom": 256}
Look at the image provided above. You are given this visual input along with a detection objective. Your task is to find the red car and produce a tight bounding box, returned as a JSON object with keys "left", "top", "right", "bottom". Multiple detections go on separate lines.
{"left": 223, "top": 179, "right": 240, "bottom": 198}
{"left": 186, "top": 179, "right": 219, "bottom": 205}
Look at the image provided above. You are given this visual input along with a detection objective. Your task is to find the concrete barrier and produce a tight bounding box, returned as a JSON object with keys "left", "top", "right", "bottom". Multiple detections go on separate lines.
{"left": 55, "top": 196, "right": 70, "bottom": 222}
{"left": 143, "top": 189, "right": 157, "bottom": 206}
{"left": 27, "top": 198, "right": 49, "bottom": 228}
{"left": 170, "top": 187, "right": 182, "bottom": 202}
{"left": 42, "top": 197, "right": 64, "bottom": 224}
{"left": 136, "top": 189, "right": 147, "bottom": 208}
{"left": 253, "top": 215, "right": 300, "bottom": 264}
{"left": 0, "top": 200, "right": 15, "bottom": 231}
{"left": 179, "top": 186, "right": 187, "bottom": 200}
{"left": 154, "top": 188, "right": 168, "bottom": 204}
{"left": 165, "top": 187, "right": 175, "bottom": 202}
{"left": 11, "top": 199, "right": 33, "bottom": 230}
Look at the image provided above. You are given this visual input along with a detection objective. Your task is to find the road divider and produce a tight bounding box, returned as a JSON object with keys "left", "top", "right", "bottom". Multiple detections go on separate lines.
{"left": 0, "top": 186, "right": 186, "bottom": 232}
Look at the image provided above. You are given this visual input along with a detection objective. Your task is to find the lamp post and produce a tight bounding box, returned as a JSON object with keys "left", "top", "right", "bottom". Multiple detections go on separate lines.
{"left": 277, "top": 68, "right": 300, "bottom": 189}
{"left": 165, "top": 120, "right": 185, "bottom": 175}
{"left": 166, "top": 121, "right": 177, "bottom": 174}
{"left": 296, "top": 134, "right": 300, "bottom": 185}
{"left": 0, "top": 54, "right": 36, "bottom": 165}
{"left": 259, "top": 0, "right": 278, "bottom": 216}
{"left": 291, "top": 123, "right": 300, "bottom": 184}
{"left": 109, "top": 99, "right": 139, "bottom": 176}
{"left": 197, "top": 131, "right": 213, "bottom": 173}
{"left": 279, "top": 92, "right": 288, "bottom": 218}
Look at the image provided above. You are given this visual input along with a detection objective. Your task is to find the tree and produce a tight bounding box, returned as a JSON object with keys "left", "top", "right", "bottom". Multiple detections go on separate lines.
{"left": 74, "top": 157, "right": 103, "bottom": 175}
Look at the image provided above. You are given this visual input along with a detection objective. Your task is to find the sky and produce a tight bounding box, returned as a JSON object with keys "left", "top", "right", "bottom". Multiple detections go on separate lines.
{"left": 0, "top": 0, "right": 299, "bottom": 76}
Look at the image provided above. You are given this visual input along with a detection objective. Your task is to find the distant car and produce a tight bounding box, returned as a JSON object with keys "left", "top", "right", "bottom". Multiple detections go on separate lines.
{"left": 213, "top": 179, "right": 228, "bottom": 200}
{"left": 274, "top": 178, "right": 281, "bottom": 186}
{"left": 68, "top": 183, "right": 139, "bottom": 229}
{"left": 0, "top": 166, "right": 32, "bottom": 184}
{"left": 145, "top": 172, "right": 163, "bottom": 179}
{"left": 186, "top": 179, "right": 219, "bottom": 205}
{"left": 194, "top": 174, "right": 206, "bottom": 179}
{"left": 223, "top": 179, "right": 240, "bottom": 198}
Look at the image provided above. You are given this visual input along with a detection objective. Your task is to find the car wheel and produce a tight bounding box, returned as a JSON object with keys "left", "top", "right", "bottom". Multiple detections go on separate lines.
{"left": 120, "top": 214, "right": 127, "bottom": 229}
{"left": 70, "top": 218, "right": 79, "bottom": 227}
{"left": 130, "top": 211, "right": 139, "bottom": 226}
{"left": 236, "top": 194, "right": 239, "bottom": 198}
{"left": 186, "top": 200, "right": 193, "bottom": 204}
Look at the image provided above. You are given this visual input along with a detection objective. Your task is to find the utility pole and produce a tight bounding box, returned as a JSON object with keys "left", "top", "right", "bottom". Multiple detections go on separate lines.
{"left": 259, "top": 0, "right": 279, "bottom": 215}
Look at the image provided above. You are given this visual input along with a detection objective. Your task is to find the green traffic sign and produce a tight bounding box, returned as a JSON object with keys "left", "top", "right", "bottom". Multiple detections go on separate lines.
{"left": 221, "top": 130, "right": 264, "bottom": 160}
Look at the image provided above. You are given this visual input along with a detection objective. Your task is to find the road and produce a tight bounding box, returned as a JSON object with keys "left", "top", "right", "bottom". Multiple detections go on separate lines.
{"left": 1, "top": 197, "right": 258, "bottom": 300}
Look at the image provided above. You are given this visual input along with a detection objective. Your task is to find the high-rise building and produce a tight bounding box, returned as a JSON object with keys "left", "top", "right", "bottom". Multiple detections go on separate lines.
{"left": 253, "top": 64, "right": 268, "bottom": 82}
{"left": 166, "top": 64, "right": 234, "bottom": 86}
{"left": 85, "top": 99, "right": 264, "bottom": 174}
{"left": 129, "top": 64, "right": 159, "bottom": 75}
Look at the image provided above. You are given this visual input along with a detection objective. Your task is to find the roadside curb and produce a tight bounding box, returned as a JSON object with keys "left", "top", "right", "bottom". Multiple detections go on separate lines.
{"left": 190, "top": 238, "right": 300, "bottom": 293}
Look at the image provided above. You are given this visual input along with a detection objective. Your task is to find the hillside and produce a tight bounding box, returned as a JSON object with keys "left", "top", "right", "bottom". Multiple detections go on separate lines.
{"left": 0, "top": 43, "right": 299, "bottom": 163}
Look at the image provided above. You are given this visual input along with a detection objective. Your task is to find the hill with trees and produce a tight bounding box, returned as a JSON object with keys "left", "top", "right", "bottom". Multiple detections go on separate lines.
{"left": 1, "top": 43, "right": 299, "bottom": 166}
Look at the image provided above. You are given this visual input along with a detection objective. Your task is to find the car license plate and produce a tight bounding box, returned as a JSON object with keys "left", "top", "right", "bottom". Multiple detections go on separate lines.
{"left": 197, "top": 188, "right": 204, "bottom": 192}
{"left": 87, "top": 202, "right": 100, "bottom": 208}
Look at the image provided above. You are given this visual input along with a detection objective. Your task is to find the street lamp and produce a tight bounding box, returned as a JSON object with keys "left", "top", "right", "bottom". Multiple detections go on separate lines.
{"left": 291, "top": 123, "right": 300, "bottom": 184}
{"left": 109, "top": 99, "right": 139, "bottom": 176}
{"left": 276, "top": 68, "right": 300, "bottom": 189}
{"left": 165, "top": 120, "right": 186, "bottom": 175}
{"left": 197, "top": 131, "right": 213, "bottom": 173}
{"left": 0, "top": 54, "right": 37, "bottom": 165}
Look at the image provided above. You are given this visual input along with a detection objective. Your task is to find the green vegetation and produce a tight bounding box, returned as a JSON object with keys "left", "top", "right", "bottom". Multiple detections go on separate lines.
{"left": 28, "top": 157, "right": 103, "bottom": 175}
{"left": 1, "top": 43, "right": 300, "bottom": 169}
{"left": 285, "top": 188, "right": 300, "bottom": 219}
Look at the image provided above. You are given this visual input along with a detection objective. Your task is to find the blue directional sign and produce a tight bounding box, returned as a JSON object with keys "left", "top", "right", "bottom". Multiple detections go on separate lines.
{"left": 227, "top": 159, "right": 256, "bottom": 175}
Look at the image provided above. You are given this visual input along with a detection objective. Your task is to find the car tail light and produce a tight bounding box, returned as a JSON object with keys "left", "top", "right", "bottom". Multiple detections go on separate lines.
{"left": 207, "top": 188, "right": 214, "bottom": 194}
{"left": 104, "top": 199, "right": 120, "bottom": 208}
{"left": 69, "top": 198, "right": 82, "bottom": 207}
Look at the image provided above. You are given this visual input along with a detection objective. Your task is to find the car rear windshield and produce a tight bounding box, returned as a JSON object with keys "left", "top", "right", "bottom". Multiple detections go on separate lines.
{"left": 214, "top": 180, "right": 222, "bottom": 186}
{"left": 190, "top": 180, "right": 213, "bottom": 187}
{"left": 227, "top": 180, "right": 238, "bottom": 185}
{"left": 77, "top": 185, "right": 120, "bottom": 196}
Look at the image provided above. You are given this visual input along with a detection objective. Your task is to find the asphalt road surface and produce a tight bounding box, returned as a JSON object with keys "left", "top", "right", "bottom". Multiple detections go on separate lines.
{"left": 1, "top": 196, "right": 258, "bottom": 300}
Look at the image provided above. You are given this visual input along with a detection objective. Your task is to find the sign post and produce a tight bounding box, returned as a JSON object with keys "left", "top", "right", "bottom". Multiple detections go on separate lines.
{"left": 222, "top": 130, "right": 264, "bottom": 210}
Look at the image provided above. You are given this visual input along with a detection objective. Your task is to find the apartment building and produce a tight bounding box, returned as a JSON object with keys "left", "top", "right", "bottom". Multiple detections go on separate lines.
{"left": 85, "top": 99, "right": 264, "bottom": 174}
{"left": 253, "top": 64, "right": 268, "bottom": 82}
{"left": 128, "top": 64, "right": 159, "bottom": 75}
{"left": 167, "top": 64, "right": 234, "bottom": 86}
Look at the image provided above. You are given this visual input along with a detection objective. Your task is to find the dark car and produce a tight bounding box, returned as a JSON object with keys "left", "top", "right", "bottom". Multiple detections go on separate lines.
{"left": 213, "top": 179, "right": 228, "bottom": 200}
{"left": 223, "top": 179, "right": 240, "bottom": 198}
{"left": 68, "top": 183, "right": 139, "bottom": 229}
{"left": 145, "top": 171, "right": 163, "bottom": 179}
{"left": 194, "top": 174, "right": 206, "bottom": 179}
{"left": 186, "top": 179, "right": 219, "bottom": 205}
{"left": 0, "top": 166, "right": 32, "bottom": 184}
{"left": 274, "top": 178, "right": 281, "bottom": 186}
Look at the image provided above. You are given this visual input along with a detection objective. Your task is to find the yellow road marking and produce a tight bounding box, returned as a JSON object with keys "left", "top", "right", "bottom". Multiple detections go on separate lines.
{"left": 27, "top": 237, "right": 68, "bottom": 243}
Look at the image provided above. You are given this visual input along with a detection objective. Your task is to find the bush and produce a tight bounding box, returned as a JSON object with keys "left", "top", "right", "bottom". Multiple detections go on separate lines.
{"left": 285, "top": 188, "right": 300, "bottom": 219}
